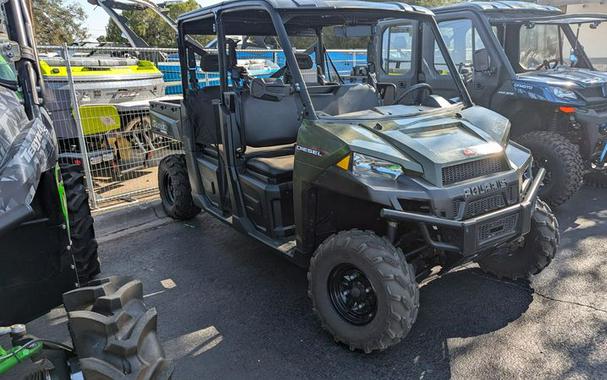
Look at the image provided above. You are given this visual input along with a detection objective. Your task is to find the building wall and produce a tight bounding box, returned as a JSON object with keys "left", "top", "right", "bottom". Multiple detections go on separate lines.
{"left": 567, "top": 3, "right": 607, "bottom": 70}
{"left": 539, "top": 1, "right": 607, "bottom": 70}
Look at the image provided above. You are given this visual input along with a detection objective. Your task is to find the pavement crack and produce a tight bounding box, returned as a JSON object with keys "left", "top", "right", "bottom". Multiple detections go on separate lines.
{"left": 531, "top": 291, "right": 607, "bottom": 314}
{"left": 468, "top": 271, "right": 607, "bottom": 314}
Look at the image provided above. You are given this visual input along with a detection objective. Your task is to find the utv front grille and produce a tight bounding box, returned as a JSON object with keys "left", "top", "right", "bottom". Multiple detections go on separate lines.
{"left": 454, "top": 194, "right": 507, "bottom": 219}
{"left": 442, "top": 157, "right": 509, "bottom": 186}
{"left": 590, "top": 103, "right": 607, "bottom": 114}
{"left": 578, "top": 87, "right": 605, "bottom": 99}
{"left": 479, "top": 213, "right": 518, "bottom": 243}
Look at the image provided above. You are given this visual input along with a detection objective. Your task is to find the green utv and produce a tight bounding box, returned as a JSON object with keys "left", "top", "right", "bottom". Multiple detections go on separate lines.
{"left": 153, "top": 0, "right": 559, "bottom": 352}
{"left": 0, "top": 0, "right": 172, "bottom": 378}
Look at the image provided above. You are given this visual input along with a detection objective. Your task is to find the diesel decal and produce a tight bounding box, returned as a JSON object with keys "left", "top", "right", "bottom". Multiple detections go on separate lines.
{"left": 296, "top": 145, "right": 323, "bottom": 157}
{"left": 463, "top": 179, "right": 508, "bottom": 199}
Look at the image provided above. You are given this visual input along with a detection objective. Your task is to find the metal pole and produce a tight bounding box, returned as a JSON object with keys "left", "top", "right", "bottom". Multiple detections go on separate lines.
{"left": 63, "top": 44, "right": 98, "bottom": 209}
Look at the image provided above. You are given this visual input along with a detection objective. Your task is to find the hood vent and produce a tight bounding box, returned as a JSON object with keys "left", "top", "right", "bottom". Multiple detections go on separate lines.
{"left": 442, "top": 157, "right": 509, "bottom": 186}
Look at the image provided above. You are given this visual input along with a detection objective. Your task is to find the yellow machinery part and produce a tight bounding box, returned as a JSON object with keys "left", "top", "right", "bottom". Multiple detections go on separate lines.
{"left": 39, "top": 60, "right": 161, "bottom": 77}
{"left": 75, "top": 104, "right": 121, "bottom": 135}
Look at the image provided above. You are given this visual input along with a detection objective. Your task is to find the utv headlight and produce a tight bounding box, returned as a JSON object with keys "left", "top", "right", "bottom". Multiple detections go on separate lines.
{"left": 552, "top": 87, "right": 577, "bottom": 101}
{"left": 351, "top": 153, "right": 403, "bottom": 180}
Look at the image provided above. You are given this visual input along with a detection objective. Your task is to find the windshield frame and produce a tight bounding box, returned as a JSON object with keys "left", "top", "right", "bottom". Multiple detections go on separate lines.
{"left": 489, "top": 13, "right": 606, "bottom": 73}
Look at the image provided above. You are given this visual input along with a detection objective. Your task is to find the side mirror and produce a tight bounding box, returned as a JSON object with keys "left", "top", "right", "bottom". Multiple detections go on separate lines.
{"left": 473, "top": 49, "right": 491, "bottom": 73}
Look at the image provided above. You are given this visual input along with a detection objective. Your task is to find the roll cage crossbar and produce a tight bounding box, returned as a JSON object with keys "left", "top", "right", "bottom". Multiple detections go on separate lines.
{"left": 487, "top": 13, "right": 607, "bottom": 24}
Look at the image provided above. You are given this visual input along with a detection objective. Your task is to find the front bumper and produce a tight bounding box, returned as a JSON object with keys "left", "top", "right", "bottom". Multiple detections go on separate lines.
{"left": 380, "top": 168, "right": 545, "bottom": 256}
{"left": 575, "top": 107, "right": 607, "bottom": 160}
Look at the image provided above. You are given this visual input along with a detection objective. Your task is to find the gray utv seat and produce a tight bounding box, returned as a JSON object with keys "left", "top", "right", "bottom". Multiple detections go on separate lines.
{"left": 309, "top": 83, "right": 378, "bottom": 115}
{"left": 237, "top": 78, "right": 300, "bottom": 181}
{"left": 246, "top": 154, "right": 294, "bottom": 181}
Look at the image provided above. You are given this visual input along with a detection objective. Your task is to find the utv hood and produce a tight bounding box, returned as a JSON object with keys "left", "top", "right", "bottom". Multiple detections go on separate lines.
{"left": 329, "top": 105, "right": 514, "bottom": 187}
{"left": 517, "top": 67, "right": 607, "bottom": 87}
{"left": 514, "top": 68, "right": 607, "bottom": 105}
{"left": 377, "top": 112, "right": 504, "bottom": 165}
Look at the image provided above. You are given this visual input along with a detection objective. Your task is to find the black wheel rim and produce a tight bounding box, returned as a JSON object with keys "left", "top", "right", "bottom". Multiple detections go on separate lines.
{"left": 163, "top": 173, "right": 175, "bottom": 205}
{"left": 328, "top": 264, "right": 377, "bottom": 325}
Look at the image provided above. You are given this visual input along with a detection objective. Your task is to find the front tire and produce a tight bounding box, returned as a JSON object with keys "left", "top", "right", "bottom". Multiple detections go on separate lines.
{"left": 158, "top": 154, "right": 200, "bottom": 220}
{"left": 61, "top": 163, "right": 100, "bottom": 283}
{"left": 308, "top": 230, "right": 419, "bottom": 353}
{"left": 477, "top": 199, "right": 559, "bottom": 280}
{"left": 517, "top": 131, "right": 583, "bottom": 207}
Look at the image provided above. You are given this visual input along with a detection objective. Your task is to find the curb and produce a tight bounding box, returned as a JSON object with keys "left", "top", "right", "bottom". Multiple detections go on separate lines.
{"left": 93, "top": 199, "right": 172, "bottom": 242}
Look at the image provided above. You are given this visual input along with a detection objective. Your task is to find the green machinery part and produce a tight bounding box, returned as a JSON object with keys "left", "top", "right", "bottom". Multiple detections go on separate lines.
{"left": 0, "top": 339, "right": 43, "bottom": 375}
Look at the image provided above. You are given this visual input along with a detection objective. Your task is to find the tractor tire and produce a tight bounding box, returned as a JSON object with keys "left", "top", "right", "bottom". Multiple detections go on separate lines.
{"left": 584, "top": 170, "right": 607, "bottom": 188}
{"left": 61, "top": 163, "right": 100, "bottom": 283}
{"left": 477, "top": 199, "right": 559, "bottom": 280}
{"left": 517, "top": 131, "right": 583, "bottom": 207}
{"left": 158, "top": 154, "right": 200, "bottom": 220}
{"left": 308, "top": 229, "right": 419, "bottom": 353}
{"left": 63, "top": 276, "right": 174, "bottom": 380}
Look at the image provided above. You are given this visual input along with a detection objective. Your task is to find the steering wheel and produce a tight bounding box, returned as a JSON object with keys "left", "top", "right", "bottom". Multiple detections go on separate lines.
{"left": 536, "top": 58, "right": 560, "bottom": 70}
{"left": 395, "top": 83, "right": 434, "bottom": 105}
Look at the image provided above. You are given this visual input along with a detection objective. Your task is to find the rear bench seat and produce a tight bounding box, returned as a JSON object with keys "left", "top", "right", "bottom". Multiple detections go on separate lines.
{"left": 194, "top": 81, "right": 378, "bottom": 182}
{"left": 202, "top": 144, "right": 295, "bottom": 181}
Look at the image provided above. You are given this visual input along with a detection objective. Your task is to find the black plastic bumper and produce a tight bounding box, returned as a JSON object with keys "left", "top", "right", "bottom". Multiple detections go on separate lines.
{"left": 576, "top": 109, "right": 607, "bottom": 160}
{"left": 380, "top": 168, "right": 545, "bottom": 256}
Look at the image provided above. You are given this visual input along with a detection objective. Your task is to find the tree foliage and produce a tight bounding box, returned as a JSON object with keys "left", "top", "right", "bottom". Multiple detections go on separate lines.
{"left": 101, "top": 0, "right": 455, "bottom": 49}
{"left": 33, "top": 0, "right": 88, "bottom": 45}
{"left": 104, "top": 0, "right": 199, "bottom": 48}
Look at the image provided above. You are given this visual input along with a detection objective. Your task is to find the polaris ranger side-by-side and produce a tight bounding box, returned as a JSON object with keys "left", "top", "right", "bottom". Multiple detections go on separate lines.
{"left": 431, "top": 1, "right": 607, "bottom": 204}
{"left": 153, "top": 0, "right": 558, "bottom": 352}
{"left": 0, "top": 1, "right": 171, "bottom": 378}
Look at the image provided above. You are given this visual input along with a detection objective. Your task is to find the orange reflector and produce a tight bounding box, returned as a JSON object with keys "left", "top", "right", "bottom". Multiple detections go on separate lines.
{"left": 336, "top": 154, "right": 351, "bottom": 170}
{"left": 559, "top": 106, "right": 576, "bottom": 114}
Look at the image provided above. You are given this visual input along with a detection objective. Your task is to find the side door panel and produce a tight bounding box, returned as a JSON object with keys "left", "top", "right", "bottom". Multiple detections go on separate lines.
{"left": 0, "top": 171, "right": 77, "bottom": 325}
{"left": 434, "top": 12, "right": 507, "bottom": 108}
{"left": 373, "top": 20, "right": 418, "bottom": 98}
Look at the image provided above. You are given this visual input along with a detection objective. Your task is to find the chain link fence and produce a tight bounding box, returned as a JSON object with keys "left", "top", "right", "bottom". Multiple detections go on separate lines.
{"left": 38, "top": 45, "right": 367, "bottom": 209}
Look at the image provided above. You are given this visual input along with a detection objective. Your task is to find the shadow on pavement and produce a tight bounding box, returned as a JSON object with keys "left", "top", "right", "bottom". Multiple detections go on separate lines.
{"left": 25, "top": 186, "right": 604, "bottom": 379}
{"left": 115, "top": 214, "right": 534, "bottom": 379}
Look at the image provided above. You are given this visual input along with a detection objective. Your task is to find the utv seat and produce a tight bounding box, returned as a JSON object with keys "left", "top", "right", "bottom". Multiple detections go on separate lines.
{"left": 201, "top": 144, "right": 295, "bottom": 181}
{"left": 246, "top": 155, "right": 294, "bottom": 182}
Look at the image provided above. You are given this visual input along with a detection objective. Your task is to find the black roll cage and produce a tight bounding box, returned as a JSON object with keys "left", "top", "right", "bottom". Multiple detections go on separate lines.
{"left": 177, "top": 1, "right": 473, "bottom": 116}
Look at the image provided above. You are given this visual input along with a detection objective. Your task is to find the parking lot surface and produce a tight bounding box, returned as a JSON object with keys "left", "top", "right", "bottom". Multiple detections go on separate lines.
{"left": 29, "top": 186, "right": 606, "bottom": 379}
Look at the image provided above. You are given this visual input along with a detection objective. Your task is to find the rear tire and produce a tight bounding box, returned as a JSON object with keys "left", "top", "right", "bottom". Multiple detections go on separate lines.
{"left": 158, "top": 154, "right": 200, "bottom": 220}
{"left": 63, "top": 276, "right": 174, "bottom": 380}
{"left": 517, "top": 131, "right": 583, "bottom": 207}
{"left": 477, "top": 199, "right": 559, "bottom": 280}
{"left": 61, "top": 163, "right": 100, "bottom": 283}
{"left": 308, "top": 230, "right": 419, "bottom": 353}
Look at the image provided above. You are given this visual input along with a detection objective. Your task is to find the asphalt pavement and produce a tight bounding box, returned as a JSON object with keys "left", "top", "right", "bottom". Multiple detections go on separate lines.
{"left": 27, "top": 186, "right": 607, "bottom": 379}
